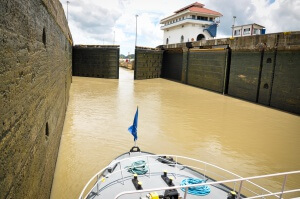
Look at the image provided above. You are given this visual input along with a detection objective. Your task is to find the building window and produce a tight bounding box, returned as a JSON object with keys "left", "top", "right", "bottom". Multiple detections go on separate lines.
{"left": 192, "top": 15, "right": 195, "bottom": 19}
{"left": 166, "top": 38, "right": 169, "bottom": 45}
{"left": 253, "top": 28, "right": 260, "bottom": 35}
{"left": 244, "top": 28, "right": 250, "bottom": 35}
{"left": 197, "top": 16, "right": 201, "bottom": 20}
{"left": 181, "top": 35, "right": 184, "bottom": 43}
{"left": 209, "top": 17, "right": 213, "bottom": 21}
{"left": 234, "top": 30, "right": 241, "bottom": 36}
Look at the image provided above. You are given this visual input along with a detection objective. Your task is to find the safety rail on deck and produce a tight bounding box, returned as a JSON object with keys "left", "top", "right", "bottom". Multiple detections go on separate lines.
{"left": 114, "top": 171, "right": 300, "bottom": 199}
{"left": 78, "top": 154, "right": 300, "bottom": 199}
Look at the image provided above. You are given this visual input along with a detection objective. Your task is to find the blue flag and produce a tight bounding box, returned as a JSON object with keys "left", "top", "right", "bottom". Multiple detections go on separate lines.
{"left": 128, "top": 107, "right": 138, "bottom": 141}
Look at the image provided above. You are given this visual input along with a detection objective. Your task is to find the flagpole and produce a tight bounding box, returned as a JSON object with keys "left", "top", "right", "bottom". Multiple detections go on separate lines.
{"left": 134, "top": 106, "right": 138, "bottom": 147}
{"left": 128, "top": 106, "right": 138, "bottom": 147}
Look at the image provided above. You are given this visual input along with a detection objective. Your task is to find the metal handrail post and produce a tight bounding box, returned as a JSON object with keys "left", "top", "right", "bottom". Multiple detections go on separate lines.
{"left": 119, "top": 162, "right": 124, "bottom": 185}
{"left": 147, "top": 156, "right": 151, "bottom": 178}
{"left": 175, "top": 156, "right": 178, "bottom": 179}
{"left": 237, "top": 180, "right": 243, "bottom": 199}
{"left": 183, "top": 187, "right": 188, "bottom": 199}
{"left": 279, "top": 175, "right": 287, "bottom": 199}
{"left": 97, "top": 175, "right": 99, "bottom": 195}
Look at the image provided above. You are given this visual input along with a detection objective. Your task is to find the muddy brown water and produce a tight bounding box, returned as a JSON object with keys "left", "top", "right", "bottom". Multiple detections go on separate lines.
{"left": 50, "top": 67, "right": 300, "bottom": 199}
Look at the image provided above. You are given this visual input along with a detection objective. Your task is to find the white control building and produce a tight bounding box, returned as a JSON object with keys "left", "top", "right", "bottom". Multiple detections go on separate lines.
{"left": 233, "top": 23, "right": 266, "bottom": 37}
{"left": 160, "top": 2, "right": 222, "bottom": 45}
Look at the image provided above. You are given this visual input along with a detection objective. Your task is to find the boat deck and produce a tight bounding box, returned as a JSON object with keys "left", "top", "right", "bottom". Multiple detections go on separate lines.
{"left": 86, "top": 151, "right": 233, "bottom": 199}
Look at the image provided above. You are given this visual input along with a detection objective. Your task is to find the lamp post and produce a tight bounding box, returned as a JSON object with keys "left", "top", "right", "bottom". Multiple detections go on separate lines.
{"left": 113, "top": 31, "right": 115, "bottom": 45}
{"left": 231, "top": 16, "right": 236, "bottom": 38}
{"left": 135, "top": 14, "right": 138, "bottom": 47}
{"left": 67, "top": 1, "right": 70, "bottom": 22}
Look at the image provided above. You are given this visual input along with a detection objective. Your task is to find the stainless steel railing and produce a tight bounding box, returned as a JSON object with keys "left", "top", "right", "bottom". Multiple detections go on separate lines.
{"left": 114, "top": 171, "right": 300, "bottom": 199}
{"left": 78, "top": 154, "right": 300, "bottom": 199}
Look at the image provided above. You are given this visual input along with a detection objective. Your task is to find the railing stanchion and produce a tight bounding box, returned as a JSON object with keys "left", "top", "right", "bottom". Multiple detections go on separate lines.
{"left": 237, "top": 180, "right": 243, "bottom": 199}
{"left": 234, "top": 182, "right": 236, "bottom": 191}
{"left": 184, "top": 187, "right": 188, "bottom": 199}
{"left": 120, "top": 162, "right": 124, "bottom": 185}
{"left": 279, "top": 175, "right": 287, "bottom": 199}
{"left": 175, "top": 156, "right": 178, "bottom": 179}
{"left": 147, "top": 156, "right": 151, "bottom": 178}
{"left": 97, "top": 175, "right": 99, "bottom": 195}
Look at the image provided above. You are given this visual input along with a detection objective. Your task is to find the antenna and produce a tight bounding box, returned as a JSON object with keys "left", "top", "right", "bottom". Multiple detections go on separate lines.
{"left": 135, "top": 15, "right": 138, "bottom": 47}
{"left": 113, "top": 31, "right": 115, "bottom": 45}
{"left": 232, "top": 16, "right": 236, "bottom": 38}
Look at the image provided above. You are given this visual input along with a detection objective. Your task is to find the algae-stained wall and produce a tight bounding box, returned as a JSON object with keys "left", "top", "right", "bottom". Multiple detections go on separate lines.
{"left": 134, "top": 47, "right": 163, "bottom": 80}
{"left": 73, "top": 45, "right": 120, "bottom": 79}
{"left": 270, "top": 50, "right": 300, "bottom": 114}
{"left": 0, "top": 0, "right": 72, "bottom": 198}
{"left": 228, "top": 50, "right": 262, "bottom": 102}
{"left": 187, "top": 49, "right": 228, "bottom": 93}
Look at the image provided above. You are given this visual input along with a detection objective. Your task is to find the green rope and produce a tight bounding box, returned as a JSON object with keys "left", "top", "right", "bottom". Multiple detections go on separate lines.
{"left": 125, "top": 160, "right": 148, "bottom": 175}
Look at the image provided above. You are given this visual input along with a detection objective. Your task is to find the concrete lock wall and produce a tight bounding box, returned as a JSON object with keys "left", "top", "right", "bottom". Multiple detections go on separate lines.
{"left": 134, "top": 47, "right": 163, "bottom": 80}
{"left": 0, "top": 0, "right": 72, "bottom": 198}
{"left": 271, "top": 50, "right": 300, "bottom": 114}
{"left": 257, "top": 50, "right": 276, "bottom": 106}
{"left": 160, "top": 32, "right": 300, "bottom": 115}
{"left": 187, "top": 48, "right": 229, "bottom": 93}
{"left": 73, "top": 45, "right": 119, "bottom": 79}
{"left": 228, "top": 50, "right": 262, "bottom": 102}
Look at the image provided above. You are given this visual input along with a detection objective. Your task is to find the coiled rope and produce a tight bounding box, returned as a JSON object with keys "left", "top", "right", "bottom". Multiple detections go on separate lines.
{"left": 125, "top": 160, "right": 148, "bottom": 175}
{"left": 180, "top": 178, "right": 210, "bottom": 196}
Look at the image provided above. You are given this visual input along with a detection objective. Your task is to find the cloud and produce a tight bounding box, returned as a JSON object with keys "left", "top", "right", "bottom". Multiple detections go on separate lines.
{"left": 60, "top": 0, "right": 300, "bottom": 54}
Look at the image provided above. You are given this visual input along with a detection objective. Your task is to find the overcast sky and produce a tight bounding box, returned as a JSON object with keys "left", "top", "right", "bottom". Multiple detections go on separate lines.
{"left": 60, "top": 0, "right": 300, "bottom": 55}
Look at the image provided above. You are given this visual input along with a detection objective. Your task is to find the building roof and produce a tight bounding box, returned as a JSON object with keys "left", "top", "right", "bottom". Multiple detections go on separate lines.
{"left": 174, "top": 2, "right": 222, "bottom": 16}
{"left": 174, "top": 2, "right": 204, "bottom": 13}
{"left": 188, "top": 6, "right": 222, "bottom": 16}
{"left": 160, "top": 2, "right": 222, "bottom": 23}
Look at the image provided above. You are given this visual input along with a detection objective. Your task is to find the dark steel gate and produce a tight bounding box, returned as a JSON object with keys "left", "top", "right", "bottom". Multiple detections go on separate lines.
{"left": 161, "top": 48, "right": 183, "bottom": 82}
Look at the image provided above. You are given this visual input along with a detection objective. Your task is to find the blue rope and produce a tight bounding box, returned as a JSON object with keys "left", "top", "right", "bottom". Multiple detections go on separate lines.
{"left": 180, "top": 178, "right": 210, "bottom": 196}
{"left": 125, "top": 160, "right": 148, "bottom": 175}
